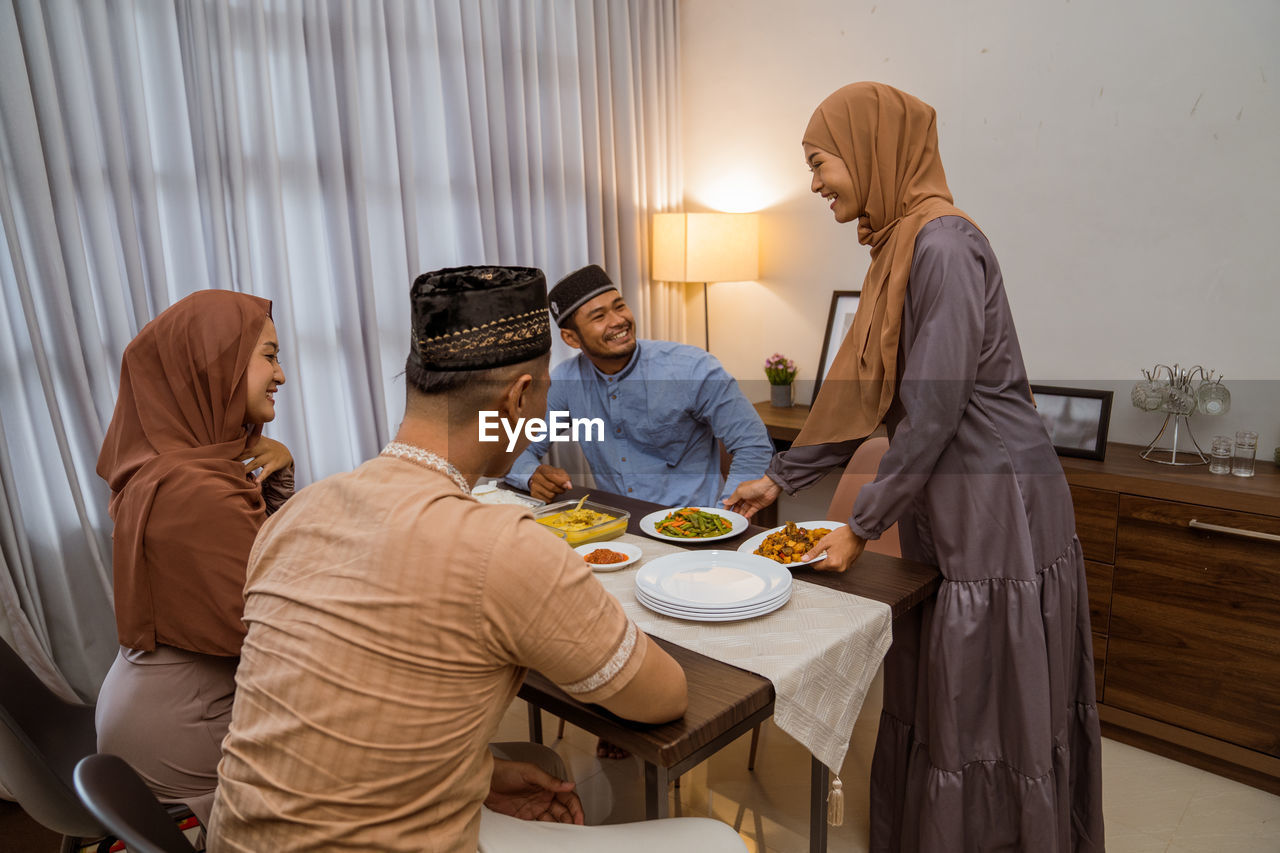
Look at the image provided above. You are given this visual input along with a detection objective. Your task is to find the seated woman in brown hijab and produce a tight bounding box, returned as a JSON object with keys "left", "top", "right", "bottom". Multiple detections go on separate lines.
{"left": 95, "top": 289, "right": 293, "bottom": 827}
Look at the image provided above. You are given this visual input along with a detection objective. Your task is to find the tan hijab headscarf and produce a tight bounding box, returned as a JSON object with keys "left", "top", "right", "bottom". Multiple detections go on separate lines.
{"left": 97, "top": 290, "right": 273, "bottom": 655}
{"left": 796, "top": 82, "right": 980, "bottom": 447}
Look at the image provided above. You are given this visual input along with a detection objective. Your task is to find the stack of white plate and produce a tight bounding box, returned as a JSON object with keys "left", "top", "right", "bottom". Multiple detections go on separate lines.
{"left": 634, "top": 551, "right": 792, "bottom": 622}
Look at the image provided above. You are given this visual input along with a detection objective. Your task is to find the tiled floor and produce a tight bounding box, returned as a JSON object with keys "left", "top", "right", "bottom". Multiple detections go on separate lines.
{"left": 495, "top": 679, "right": 1280, "bottom": 852}
{"left": 3, "top": 699, "right": 1275, "bottom": 851}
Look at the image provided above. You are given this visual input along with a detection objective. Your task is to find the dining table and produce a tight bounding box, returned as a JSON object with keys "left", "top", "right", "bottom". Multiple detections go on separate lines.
{"left": 515, "top": 486, "right": 940, "bottom": 853}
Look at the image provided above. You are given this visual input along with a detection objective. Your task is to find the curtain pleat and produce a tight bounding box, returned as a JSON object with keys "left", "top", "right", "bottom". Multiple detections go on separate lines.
{"left": 1, "top": 0, "right": 681, "bottom": 698}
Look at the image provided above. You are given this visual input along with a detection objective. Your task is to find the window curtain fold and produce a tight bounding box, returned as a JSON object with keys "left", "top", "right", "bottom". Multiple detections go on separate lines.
{"left": 0, "top": 0, "right": 682, "bottom": 700}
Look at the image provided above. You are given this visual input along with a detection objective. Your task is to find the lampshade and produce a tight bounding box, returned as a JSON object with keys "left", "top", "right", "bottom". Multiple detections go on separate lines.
{"left": 652, "top": 212, "right": 759, "bottom": 283}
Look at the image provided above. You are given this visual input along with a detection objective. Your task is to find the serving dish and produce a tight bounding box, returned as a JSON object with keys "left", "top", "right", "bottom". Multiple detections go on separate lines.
{"left": 535, "top": 499, "right": 630, "bottom": 545}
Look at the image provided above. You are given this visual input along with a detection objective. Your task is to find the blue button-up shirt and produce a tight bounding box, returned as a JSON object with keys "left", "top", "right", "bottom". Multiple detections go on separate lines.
{"left": 505, "top": 340, "right": 773, "bottom": 506}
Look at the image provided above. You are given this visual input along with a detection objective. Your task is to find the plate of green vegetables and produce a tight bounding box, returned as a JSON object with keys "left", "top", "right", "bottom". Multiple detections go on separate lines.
{"left": 638, "top": 506, "right": 748, "bottom": 543}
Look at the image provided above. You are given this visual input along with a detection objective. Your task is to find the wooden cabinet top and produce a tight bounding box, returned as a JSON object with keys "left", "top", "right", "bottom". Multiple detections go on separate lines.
{"left": 752, "top": 401, "right": 886, "bottom": 444}
{"left": 750, "top": 404, "right": 1278, "bottom": 518}
{"left": 1060, "top": 442, "right": 1280, "bottom": 518}
{"left": 752, "top": 401, "right": 812, "bottom": 442}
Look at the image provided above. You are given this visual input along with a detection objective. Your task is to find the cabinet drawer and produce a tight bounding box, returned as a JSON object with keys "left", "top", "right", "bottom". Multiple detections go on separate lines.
{"left": 1107, "top": 496, "right": 1280, "bottom": 757}
{"left": 1085, "top": 560, "right": 1113, "bottom": 635}
{"left": 1071, "top": 485, "right": 1118, "bottom": 564}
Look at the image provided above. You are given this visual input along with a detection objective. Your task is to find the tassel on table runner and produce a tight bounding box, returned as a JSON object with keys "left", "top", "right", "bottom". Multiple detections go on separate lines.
{"left": 827, "top": 774, "right": 844, "bottom": 826}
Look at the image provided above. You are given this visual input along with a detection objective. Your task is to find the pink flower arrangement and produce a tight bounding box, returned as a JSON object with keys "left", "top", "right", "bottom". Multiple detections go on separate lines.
{"left": 764, "top": 353, "right": 797, "bottom": 385}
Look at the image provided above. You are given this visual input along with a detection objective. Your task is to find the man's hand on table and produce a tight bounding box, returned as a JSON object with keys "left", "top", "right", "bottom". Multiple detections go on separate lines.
{"left": 529, "top": 465, "right": 572, "bottom": 502}
{"left": 723, "top": 475, "right": 782, "bottom": 519}
{"left": 485, "top": 758, "right": 584, "bottom": 824}
{"left": 802, "top": 524, "right": 867, "bottom": 573}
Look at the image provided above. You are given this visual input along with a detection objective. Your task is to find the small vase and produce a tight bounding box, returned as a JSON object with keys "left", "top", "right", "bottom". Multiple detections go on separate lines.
{"left": 770, "top": 383, "right": 793, "bottom": 408}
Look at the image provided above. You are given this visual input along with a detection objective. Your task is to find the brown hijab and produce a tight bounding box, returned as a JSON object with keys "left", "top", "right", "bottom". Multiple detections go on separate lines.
{"left": 796, "top": 82, "right": 979, "bottom": 447}
{"left": 97, "top": 290, "right": 273, "bottom": 655}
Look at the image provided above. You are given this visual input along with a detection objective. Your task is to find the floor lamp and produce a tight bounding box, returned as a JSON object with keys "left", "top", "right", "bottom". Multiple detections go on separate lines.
{"left": 652, "top": 212, "right": 759, "bottom": 351}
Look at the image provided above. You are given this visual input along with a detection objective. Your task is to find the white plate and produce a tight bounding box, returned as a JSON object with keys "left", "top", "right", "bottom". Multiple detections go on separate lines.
{"left": 573, "top": 541, "right": 642, "bottom": 572}
{"left": 471, "top": 483, "right": 545, "bottom": 508}
{"left": 638, "top": 507, "right": 748, "bottom": 543}
{"left": 636, "top": 586, "right": 791, "bottom": 622}
{"left": 637, "top": 584, "right": 788, "bottom": 612}
{"left": 736, "top": 520, "right": 846, "bottom": 567}
{"left": 635, "top": 585, "right": 789, "bottom": 616}
{"left": 635, "top": 551, "right": 791, "bottom": 610}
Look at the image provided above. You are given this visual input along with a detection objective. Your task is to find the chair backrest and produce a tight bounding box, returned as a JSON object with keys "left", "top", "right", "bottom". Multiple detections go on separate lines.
{"left": 74, "top": 754, "right": 197, "bottom": 853}
{"left": 825, "top": 436, "right": 901, "bottom": 557}
{"left": 0, "top": 639, "right": 105, "bottom": 838}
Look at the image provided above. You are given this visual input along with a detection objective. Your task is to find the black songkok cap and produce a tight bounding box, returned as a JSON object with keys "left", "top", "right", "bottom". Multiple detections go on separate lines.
{"left": 409, "top": 265, "right": 551, "bottom": 370}
{"left": 547, "top": 264, "right": 617, "bottom": 328}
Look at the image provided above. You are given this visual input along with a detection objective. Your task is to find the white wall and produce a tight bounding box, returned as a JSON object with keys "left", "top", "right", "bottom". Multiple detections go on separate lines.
{"left": 679, "top": 0, "right": 1280, "bottom": 453}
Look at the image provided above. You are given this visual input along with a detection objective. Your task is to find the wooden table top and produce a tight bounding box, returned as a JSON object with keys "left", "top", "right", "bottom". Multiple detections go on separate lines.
{"left": 521, "top": 638, "right": 775, "bottom": 770}
{"left": 519, "top": 487, "right": 941, "bottom": 770}
{"left": 565, "top": 486, "right": 940, "bottom": 620}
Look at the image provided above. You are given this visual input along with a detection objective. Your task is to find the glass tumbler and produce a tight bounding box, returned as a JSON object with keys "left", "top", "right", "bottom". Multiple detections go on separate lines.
{"left": 1232, "top": 430, "right": 1258, "bottom": 478}
{"left": 1209, "top": 435, "right": 1233, "bottom": 475}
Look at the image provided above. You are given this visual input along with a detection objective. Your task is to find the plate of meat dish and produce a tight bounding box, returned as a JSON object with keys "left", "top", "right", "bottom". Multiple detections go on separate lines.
{"left": 737, "top": 520, "right": 844, "bottom": 566}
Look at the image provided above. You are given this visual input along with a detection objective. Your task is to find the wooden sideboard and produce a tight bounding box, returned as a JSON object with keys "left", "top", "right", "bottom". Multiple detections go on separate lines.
{"left": 749, "top": 402, "right": 1279, "bottom": 792}
{"left": 750, "top": 402, "right": 813, "bottom": 528}
{"left": 1059, "top": 443, "right": 1280, "bottom": 795}
{"left": 753, "top": 400, "right": 811, "bottom": 448}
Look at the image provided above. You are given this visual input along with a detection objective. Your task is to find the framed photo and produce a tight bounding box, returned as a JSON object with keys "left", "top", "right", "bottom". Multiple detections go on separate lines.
{"left": 811, "top": 290, "right": 860, "bottom": 406}
{"left": 1030, "top": 384, "right": 1114, "bottom": 461}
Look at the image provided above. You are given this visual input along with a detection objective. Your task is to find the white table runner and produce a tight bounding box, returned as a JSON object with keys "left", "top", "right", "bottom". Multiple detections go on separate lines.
{"left": 590, "top": 532, "right": 893, "bottom": 775}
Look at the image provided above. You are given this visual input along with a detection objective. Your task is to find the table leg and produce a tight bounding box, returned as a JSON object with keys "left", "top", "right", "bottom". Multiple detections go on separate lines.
{"left": 644, "top": 761, "right": 670, "bottom": 819}
{"left": 527, "top": 703, "right": 543, "bottom": 745}
{"left": 809, "top": 756, "right": 828, "bottom": 853}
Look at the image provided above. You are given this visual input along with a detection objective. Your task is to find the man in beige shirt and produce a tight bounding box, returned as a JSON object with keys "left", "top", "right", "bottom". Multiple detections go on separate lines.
{"left": 208, "top": 266, "right": 745, "bottom": 852}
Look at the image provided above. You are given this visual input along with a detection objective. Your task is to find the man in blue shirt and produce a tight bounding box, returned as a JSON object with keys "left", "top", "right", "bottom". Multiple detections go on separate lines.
{"left": 506, "top": 264, "right": 772, "bottom": 507}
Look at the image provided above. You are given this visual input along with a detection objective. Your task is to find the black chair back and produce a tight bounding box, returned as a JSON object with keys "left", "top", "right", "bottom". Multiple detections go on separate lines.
{"left": 0, "top": 638, "right": 105, "bottom": 840}
{"left": 74, "top": 754, "right": 197, "bottom": 853}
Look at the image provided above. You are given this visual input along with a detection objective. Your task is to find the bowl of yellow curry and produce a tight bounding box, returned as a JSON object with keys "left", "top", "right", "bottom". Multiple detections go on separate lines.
{"left": 534, "top": 497, "right": 630, "bottom": 546}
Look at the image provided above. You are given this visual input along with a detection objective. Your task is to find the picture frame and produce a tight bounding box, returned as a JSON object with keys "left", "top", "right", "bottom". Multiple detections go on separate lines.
{"left": 1030, "top": 384, "right": 1114, "bottom": 461}
{"left": 811, "top": 290, "right": 860, "bottom": 406}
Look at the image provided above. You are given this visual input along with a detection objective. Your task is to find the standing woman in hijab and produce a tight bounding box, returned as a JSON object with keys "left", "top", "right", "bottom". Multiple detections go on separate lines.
{"left": 727, "top": 83, "right": 1104, "bottom": 851}
{"left": 95, "top": 289, "right": 293, "bottom": 827}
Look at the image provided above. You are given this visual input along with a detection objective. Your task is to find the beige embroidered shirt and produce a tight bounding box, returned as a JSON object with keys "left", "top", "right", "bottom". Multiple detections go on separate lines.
{"left": 209, "top": 456, "right": 643, "bottom": 852}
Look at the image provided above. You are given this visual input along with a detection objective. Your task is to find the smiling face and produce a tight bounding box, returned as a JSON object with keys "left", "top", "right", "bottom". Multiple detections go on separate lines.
{"left": 561, "top": 290, "right": 637, "bottom": 370}
{"left": 804, "top": 143, "right": 859, "bottom": 224}
{"left": 244, "top": 316, "right": 285, "bottom": 424}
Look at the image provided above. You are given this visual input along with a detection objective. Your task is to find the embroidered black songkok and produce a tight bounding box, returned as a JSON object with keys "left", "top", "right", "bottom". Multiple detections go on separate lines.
{"left": 409, "top": 265, "right": 551, "bottom": 370}
{"left": 547, "top": 264, "right": 617, "bottom": 328}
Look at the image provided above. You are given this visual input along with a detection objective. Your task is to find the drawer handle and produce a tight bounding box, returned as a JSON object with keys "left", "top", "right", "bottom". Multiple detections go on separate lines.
{"left": 1188, "top": 519, "right": 1280, "bottom": 544}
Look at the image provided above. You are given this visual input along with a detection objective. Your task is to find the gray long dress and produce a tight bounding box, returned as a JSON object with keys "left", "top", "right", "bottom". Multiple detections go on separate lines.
{"left": 770, "top": 217, "right": 1104, "bottom": 852}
